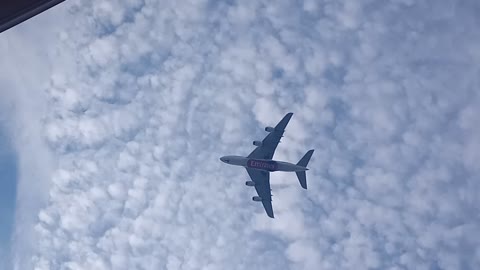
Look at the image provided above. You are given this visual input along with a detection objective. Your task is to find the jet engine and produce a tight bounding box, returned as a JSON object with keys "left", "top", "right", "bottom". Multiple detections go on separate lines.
{"left": 252, "top": 196, "right": 262, "bottom": 202}
{"left": 245, "top": 181, "right": 255, "bottom": 186}
{"left": 253, "top": 140, "right": 263, "bottom": 146}
{"left": 265, "top": 126, "right": 275, "bottom": 132}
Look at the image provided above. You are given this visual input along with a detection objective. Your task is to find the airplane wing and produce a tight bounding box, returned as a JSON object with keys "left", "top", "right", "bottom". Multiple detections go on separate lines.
{"left": 247, "top": 112, "right": 293, "bottom": 160}
{"left": 246, "top": 168, "right": 274, "bottom": 218}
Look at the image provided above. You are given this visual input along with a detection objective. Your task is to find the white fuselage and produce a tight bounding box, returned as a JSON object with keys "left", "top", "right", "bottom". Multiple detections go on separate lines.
{"left": 220, "top": 155, "right": 308, "bottom": 172}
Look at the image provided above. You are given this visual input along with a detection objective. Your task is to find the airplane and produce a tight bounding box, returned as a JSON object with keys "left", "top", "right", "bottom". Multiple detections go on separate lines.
{"left": 220, "top": 112, "right": 314, "bottom": 218}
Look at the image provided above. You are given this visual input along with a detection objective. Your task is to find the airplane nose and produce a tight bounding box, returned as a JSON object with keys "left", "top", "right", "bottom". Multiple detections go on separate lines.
{"left": 220, "top": 156, "right": 225, "bottom": 162}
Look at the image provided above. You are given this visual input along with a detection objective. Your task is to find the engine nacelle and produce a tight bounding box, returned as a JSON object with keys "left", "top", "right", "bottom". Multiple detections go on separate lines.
{"left": 245, "top": 181, "right": 255, "bottom": 187}
{"left": 265, "top": 126, "right": 275, "bottom": 132}
{"left": 252, "top": 196, "right": 262, "bottom": 202}
{"left": 253, "top": 140, "right": 263, "bottom": 146}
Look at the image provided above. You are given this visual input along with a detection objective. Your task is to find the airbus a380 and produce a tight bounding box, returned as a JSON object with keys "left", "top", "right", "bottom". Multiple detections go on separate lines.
{"left": 220, "top": 112, "right": 314, "bottom": 218}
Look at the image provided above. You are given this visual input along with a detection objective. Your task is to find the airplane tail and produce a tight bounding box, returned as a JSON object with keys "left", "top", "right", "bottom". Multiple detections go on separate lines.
{"left": 296, "top": 149, "right": 314, "bottom": 189}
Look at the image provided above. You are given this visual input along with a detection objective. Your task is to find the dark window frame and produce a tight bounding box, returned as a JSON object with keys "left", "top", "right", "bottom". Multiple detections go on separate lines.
{"left": 0, "top": 0, "right": 65, "bottom": 34}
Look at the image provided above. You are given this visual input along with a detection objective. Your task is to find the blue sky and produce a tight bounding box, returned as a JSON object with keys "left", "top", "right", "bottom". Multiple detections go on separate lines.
{"left": 1, "top": 0, "right": 480, "bottom": 269}
{"left": 0, "top": 126, "right": 16, "bottom": 269}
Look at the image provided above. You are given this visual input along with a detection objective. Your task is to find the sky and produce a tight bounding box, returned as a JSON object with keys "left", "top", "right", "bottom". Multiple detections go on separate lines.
{"left": 0, "top": 0, "right": 479, "bottom": 269}
{"left": 0, "top": 125, "right": 17, "bottom": 268}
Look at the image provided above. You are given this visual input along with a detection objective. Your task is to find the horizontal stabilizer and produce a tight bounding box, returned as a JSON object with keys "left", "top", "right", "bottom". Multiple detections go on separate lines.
{"left": 296, "top": 172, "right": 307, "bottom": 189}
{"left": 297, "top": 149, "right": 314, "bottom": 167}
{"left": 296, "top": 149, "right": 314, "bottom": 189}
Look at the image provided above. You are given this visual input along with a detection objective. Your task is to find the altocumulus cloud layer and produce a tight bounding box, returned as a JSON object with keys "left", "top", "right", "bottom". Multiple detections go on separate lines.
{"left": 2, "top": 0, "right": 480, "bottom": 269}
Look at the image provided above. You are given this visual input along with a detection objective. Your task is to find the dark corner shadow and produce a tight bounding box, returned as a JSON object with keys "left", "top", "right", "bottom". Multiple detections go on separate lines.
{"left": 0, "top": 0, "right": 66, "bottom": 34}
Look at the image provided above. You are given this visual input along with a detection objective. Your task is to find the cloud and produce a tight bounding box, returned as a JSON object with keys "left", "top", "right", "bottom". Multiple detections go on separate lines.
{"left": 2, "top": 0, "right": 479, "bottom": 269}
{"left": 0, "top": 6, "right": 69, "bottom": 268}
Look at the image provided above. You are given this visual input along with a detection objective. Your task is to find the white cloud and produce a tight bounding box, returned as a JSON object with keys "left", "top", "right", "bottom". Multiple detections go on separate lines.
{"left": 1, "top": 0, "right": 479, "bottom": 269}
